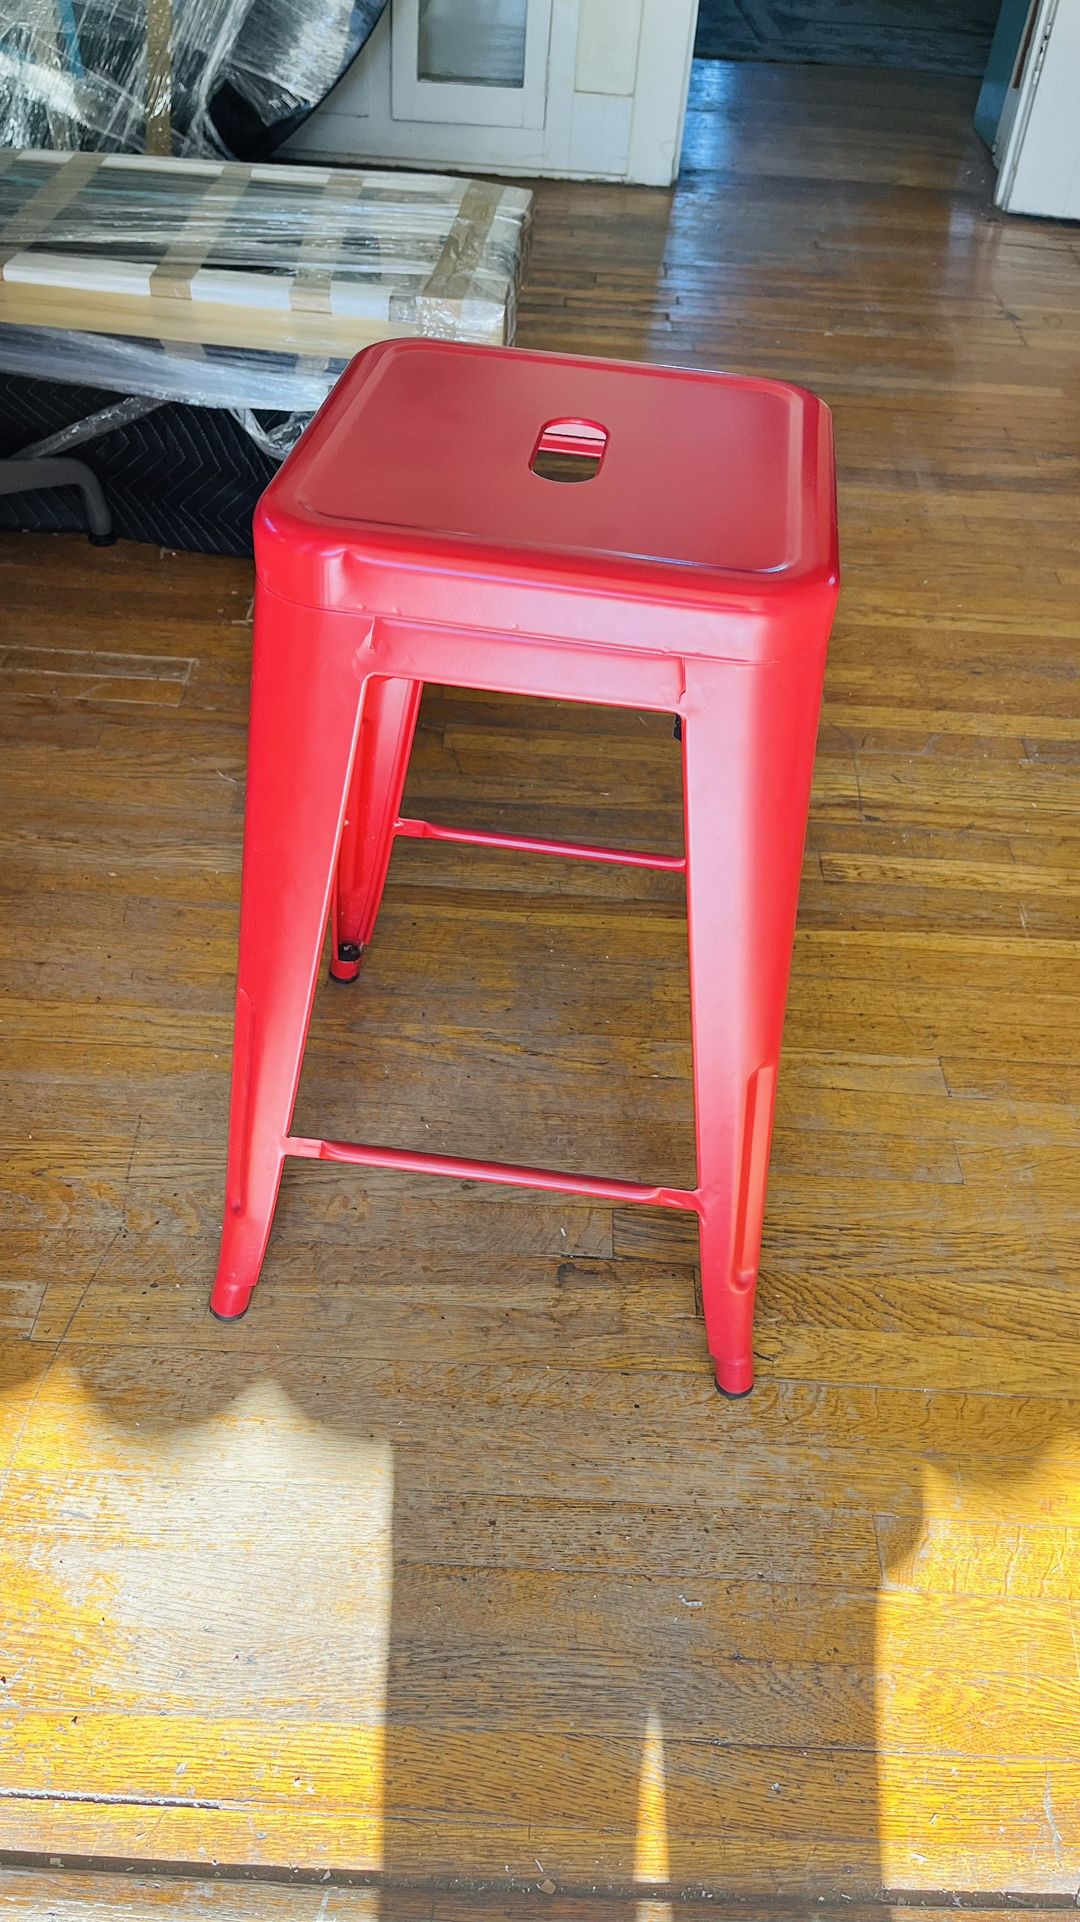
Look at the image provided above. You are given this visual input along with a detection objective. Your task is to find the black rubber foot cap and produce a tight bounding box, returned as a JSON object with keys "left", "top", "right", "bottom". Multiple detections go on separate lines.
{"left": 715, "top": 1378, "right": 753, "bottom": 1399}
{"left": 209, "top": 1301, "right": 250, "bottom": 1322}
{"left": 330, "top": 941, "right": 362, "bottom": 983}
{"left": 88, "top": 530, "right": 117, "bottom": 547}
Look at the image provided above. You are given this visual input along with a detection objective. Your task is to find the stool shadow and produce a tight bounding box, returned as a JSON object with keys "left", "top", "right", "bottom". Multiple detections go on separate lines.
{"left": 4, "top": 1319, "right": 1073, "bottom": 1909}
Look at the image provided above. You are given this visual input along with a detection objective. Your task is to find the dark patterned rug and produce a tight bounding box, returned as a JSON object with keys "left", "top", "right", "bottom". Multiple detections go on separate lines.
{"left": 694, "top": 0, "right": 999, "bottom": 74}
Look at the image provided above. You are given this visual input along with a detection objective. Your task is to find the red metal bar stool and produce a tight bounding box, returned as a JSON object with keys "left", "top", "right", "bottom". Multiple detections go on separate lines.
{"left": 210, "top": 340, "right": 839, "bottom": 1396}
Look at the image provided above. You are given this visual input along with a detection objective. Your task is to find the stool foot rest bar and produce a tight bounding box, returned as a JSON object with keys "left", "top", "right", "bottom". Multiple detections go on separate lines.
{"left": 209, "top": 340, "right": 839, "bottom": 1398}
{"left": 293, "top": 1137, "right": 698, "bottom": 1210}
{"left": 395, "top": 815, "right": 687, "bottom": 871}
{"left": 329, "top": 815, "right": 686, "bottom": 980}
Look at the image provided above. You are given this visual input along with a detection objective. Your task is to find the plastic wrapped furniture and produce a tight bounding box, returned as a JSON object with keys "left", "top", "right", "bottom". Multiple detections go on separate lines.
{"left": 209, "top": 339, "right": 840, "bottom": 1397}
{"left": 0, "top": 150, "right": 532, "bottom": 551}
{"left": 0, "top": 0, "right": 390, "bottom": 160}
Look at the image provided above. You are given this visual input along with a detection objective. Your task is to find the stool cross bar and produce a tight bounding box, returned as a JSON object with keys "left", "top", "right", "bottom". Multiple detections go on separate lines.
{"left": 209, "top": 340, "right": 839, "bottom": 1397}
{"left": 318, "top": 808, "right": 693, "bottom": 1200}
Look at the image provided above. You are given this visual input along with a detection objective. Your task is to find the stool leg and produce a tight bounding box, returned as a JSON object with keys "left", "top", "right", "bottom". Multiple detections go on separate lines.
{"left": 211, "top": 616, "right": 366, "bottom": 1320}
{"left": 681, "top": 658, "right": 823, "bottom": 1396}
{"left": 330, "top": 677, "right": 423, "bottom": 982}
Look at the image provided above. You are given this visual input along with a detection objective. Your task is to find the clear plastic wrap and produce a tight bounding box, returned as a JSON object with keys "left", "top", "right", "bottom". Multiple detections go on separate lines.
{"left": 0, "top": 320, "right": 347, "bottom": 409}
{"left": 0, "top": 148, "right": 532, "bottom": 454}
{"left": 0, "top": 0, "right": 389, "bottom": 159}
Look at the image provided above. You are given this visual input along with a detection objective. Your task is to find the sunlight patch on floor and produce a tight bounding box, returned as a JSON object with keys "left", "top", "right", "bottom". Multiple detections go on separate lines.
{"left": 634, "top": 1707, "right": 673, "bottom": 1922}
{"left": 0, "top": 1367, "right": 395, "bottom": 1870}
{"left": 876, "top": 1457, "right": 1080, "bottom": 1893}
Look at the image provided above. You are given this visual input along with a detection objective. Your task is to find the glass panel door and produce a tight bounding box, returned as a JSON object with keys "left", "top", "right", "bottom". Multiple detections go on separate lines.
{"left": 418, "top": 0, "right": 528, "bottom": 87}
{"left": 392, "top": 0, "right": 551, "bottom": 128}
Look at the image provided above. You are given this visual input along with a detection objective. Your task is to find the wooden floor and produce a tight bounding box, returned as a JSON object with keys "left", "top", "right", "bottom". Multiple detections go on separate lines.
{"left": 2, "top": 56, "right": 1080, "bottom": 1917}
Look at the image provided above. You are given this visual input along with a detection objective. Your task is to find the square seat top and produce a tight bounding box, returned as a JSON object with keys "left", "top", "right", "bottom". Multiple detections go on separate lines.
{"left": 258, "top": 341, "right": 838, "bottom": 645}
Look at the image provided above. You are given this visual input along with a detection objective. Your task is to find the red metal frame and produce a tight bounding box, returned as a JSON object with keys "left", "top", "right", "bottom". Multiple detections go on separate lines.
{"left": 210, "top": 341, "right": 839, "bottom": 1397}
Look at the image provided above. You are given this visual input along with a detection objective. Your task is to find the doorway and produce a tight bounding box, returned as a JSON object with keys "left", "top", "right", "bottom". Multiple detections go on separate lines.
{"left": 693, "top": 0, "right": 1000, "bottom": 77}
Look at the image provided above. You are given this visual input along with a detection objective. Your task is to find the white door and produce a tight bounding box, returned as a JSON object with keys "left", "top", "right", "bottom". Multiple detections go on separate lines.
{"left": 285, "top": 0, "right": 700, "bottom": 187}
{"left": 995, "top": 0, "right": 1080, "bottom": 216}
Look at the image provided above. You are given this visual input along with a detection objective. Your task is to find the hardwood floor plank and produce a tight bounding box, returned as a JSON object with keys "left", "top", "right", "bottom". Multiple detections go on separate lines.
{"left": 0, "top": 1878, "right": 1041, "bottom": 1922}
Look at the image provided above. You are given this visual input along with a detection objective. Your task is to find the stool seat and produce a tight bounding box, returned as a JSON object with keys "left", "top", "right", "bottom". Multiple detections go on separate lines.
{"left": 211, "top": 340, "right": 840, "bottom": 1397}
{"left": 257, "top": 340, "right": 838, "bottom": 660}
